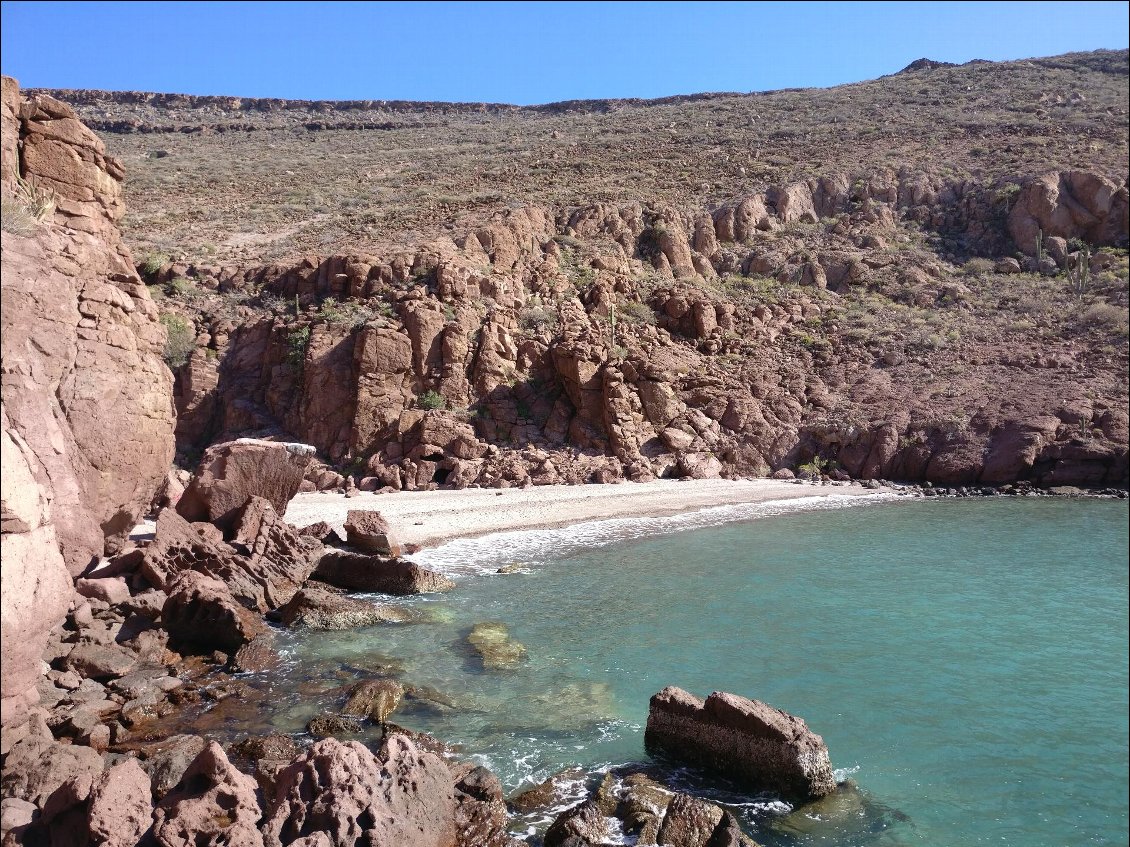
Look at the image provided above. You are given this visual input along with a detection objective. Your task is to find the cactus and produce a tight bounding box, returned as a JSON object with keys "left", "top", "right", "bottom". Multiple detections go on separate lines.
{"left": 609, "top": 302, "right": 617, "bottom": 345}
{"left": 1035, "top": 229, "right": 1044, "bottom": 265}
{"left": 1068, "top": 243, "right": 1091, "bottom": 299}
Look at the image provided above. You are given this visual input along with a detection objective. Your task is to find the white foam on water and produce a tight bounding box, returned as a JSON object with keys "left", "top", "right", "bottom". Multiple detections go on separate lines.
{"left": 413, "top": 491, "right": 901, "bottom": 577}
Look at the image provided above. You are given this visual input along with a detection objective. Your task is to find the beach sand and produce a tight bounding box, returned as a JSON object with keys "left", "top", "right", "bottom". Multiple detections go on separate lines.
{"left": 283, "top": 478, "right": 892, "bottom": 549}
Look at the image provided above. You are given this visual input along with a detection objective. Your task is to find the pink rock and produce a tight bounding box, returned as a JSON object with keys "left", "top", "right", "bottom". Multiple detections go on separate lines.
{"left": 153, "top": 741, "right": 263, "bottom": 847}
{"left": 87, "top": 758, "right": 153, "bottom": 847}
{"left": 75, "top": 576, "right": 131, "bottom": 605}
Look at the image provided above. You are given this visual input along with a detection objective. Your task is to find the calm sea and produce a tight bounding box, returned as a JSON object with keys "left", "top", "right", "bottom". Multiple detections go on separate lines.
{"left": 260, "top": 495, "right": 1129, "bottom": 846}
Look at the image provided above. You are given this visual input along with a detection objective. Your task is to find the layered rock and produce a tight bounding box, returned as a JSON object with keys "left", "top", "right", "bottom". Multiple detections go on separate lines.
{"left": 314, "top": 550, "right": 454, "bottom": 595}
{"left": 177, "top": 438, "right": 316, "bottom": 529}
{"left": 1, "top": 76, "right": 174, "bottom": 726}
{"left": 644, "top": 687, "right": 836, "bottom": 802}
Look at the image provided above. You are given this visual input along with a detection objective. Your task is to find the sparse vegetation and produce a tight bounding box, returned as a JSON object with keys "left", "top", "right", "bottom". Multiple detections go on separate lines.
{"left": 418, "top": 390, "right": 446, "bottom": 410}
{"left": 2, "top": 177, "right": 56, "bottom": 234}
{"left": 159, "top": 313, "right": 195, "bottom": 368}
{"left": 286, "top": 325, "right": 310, "bottom": 371}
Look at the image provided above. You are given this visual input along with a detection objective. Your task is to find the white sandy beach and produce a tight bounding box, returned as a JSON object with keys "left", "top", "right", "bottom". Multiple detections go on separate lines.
{"left": 283, "top": 478, "right": 893, "bottom": 549}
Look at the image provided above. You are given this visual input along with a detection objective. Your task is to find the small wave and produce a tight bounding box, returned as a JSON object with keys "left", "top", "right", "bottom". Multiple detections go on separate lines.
{"left": 413, "top": 492, "right": 900, "bottom": 576}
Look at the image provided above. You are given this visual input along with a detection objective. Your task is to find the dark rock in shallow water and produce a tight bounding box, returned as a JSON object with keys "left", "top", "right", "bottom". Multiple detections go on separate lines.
{"left": 507, "top": 768, "right": 586, "bottom": 814}
{"left": 765, "top": 779, "right": 912, "bottom": 842}
{"left": 276, "top": 584, "right": 418, "bottom": 630}
{"left": 543, "top": 798, "right": 609, "bottom": 847}
{"left": 655, "top": 792, "right": 724, "bottom": 845}
{"left": 467, "top": 621, "right": 527, "bottom": 669}
{"left": 645, "top": 686, "right": 836, "bottom": 803}
{"left": 306, "top": 714, "right": 365, "bottom": 738}
{"left": 341, "top": 678, "right": 404, "bottom": 722}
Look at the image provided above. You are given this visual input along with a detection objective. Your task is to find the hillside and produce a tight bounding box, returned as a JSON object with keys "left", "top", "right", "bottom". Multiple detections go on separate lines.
{"left": 21, "top": 50, "right": 1130, "bottom": 491}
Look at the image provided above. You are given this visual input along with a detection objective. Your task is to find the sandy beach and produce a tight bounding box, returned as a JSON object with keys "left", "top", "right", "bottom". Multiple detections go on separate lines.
{"left": 283, "top": 478, "right": 892, "bottom": 549}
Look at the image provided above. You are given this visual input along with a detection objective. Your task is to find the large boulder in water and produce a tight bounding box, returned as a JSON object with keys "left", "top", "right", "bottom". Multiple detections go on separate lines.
{"left": 176, "top": 438, "right": 316, "bottom": 530}
{"left": 644, "top": 686, "right": 836, "bottom": 802}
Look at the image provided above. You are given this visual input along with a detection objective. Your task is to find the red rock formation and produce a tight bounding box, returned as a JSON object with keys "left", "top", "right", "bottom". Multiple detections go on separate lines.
{"left": 1, "top": 75, "right": 175, "bottom": 725}
{"left": 645, "top": 686, "right": 837, "bottom": 802}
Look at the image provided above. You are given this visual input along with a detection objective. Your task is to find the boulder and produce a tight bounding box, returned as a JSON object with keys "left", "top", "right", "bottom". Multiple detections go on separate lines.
{"left": 543, "top": 799, "right": 609, "bottom": 847}
{"left": 143, "top": 503, "right": 318, "bottom": 613}
{"left": 63, "top": 643, "right": 137, "bottom": 680}
{"left": 152, "top": 741, "right": 263, "bottom": 847}
{"left": 341, "top": 678, "right": 404, "bottom": 722}
{"left": 86, "top": 758, "right": 154, "bottom": 847}
{"left": 644, "top": 687, "right": 836, "bottom": 802}
{"left": 176, "top": 438, "right": 316, "bottom": 530}
{"left": 306, "top": 714, "right": 365, "bottom": 738}
{"left": 314, "top": 549, "right": 455, "bottom": 595}
{"left": 262, "top": 735, "right": 456, "bottom": 847}
{"left": 275, "top": 585, "right": 419, "bottom": 630}
{"left": 75, "top": 575, "right": 131, "bottom": 605}
{"left": 162, "top": 570, "right": 266, "bottom": 655}
{"left": 129, "top": 734, "right": 208, "bottom": 800}
{"left": 343, "top": 509, "right": 402, "bottom": 555}
{"left": 0, "top": 737, "right": 105, "bottom": 808}
{"left": 654, "top": 792, "right": 723, "bottom": 846}
{"left": 452, "top": 764, "right": 517, "bottom": 847}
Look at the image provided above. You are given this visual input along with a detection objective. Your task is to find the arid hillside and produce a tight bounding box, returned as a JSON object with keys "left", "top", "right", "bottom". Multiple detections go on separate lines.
{"left": 37, "top": 49, "right": 1129, "bottom": 267}
{"left": 20, "top": 50, "right": 1130, "bottom": 491}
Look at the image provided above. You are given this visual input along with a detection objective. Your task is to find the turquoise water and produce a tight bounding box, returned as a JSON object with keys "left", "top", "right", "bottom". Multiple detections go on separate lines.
{"left": 255, "top": 496, "right": 1128, "bottom": 846}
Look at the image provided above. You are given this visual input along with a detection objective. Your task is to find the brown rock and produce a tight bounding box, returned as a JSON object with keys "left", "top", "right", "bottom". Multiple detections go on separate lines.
{"left": 343, "top": 508, "right": 402, "bottom": 555}
{"left": 86, "top": 758, "right": 153, "bottom": 847}
{"left": 75, "top": 575, "right": 131, "bottom": 605}
{"left": 306, "top": 714, "right": 365, "bottom": 738}
{"left": 275, "top": 584, "right": 419, "bottom": 630}
{"left": 655, "top": 792, "right": 724, "bottom": 846}
{"left": 0, "top": 737, "right": 105, "bottom": 808}
{"left": 176, "top": 438, "right": 316, "bottom": 529}
{"left": 127, "top": 734, "right": 207, "bottom": 800}
{"left": 543, "top": 799, "right": 609, "bottom": 847}
{"left": 152, "top": 741, "right": 263, "bottom": 847}
{"left": 64, "top": 643, "right": 138, "bottom": 680}
{"left": 644, "top": 687, "right": 836, "bottom": 802}
{"left": 0, "top": 415, "right": 72, "bottom": 725}
{"left": 452, "top": 764, "right": 516, "bottom": 847}
{"left": 162, "top": 570, "right": 266, "bottom": 655}
{"left": 341, "top": 678, "right": 404, "bottom": 722}
{"left": 314, "top": 549, "right": 455, "bottom": 595}
{"left": 263, "top": 735, "right": 456, "bottom": 847}
{"left": 467, "top": 621, "right": 527, "bottom": 670}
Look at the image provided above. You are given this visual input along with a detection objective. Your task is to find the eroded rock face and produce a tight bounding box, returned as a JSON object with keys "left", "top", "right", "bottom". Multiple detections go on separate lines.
{"left": 152, "top": 741, "right": 263, "bottom": 847}
{"left": 2, "top": 78, "right": 174, "bottom": 575}
{"left": 262, "top": 735, "right": 456, "bottom": 847}
{"left": 2, "top": 77, "right": 175, "bottom": 723}
{"left": 162, "top": 570, "right": 266, "bottom": 655}
{"left": 0, "top": 412, "right": 73, "bottom": 725}
{"left": 644, "top": 687, "right": 836, "bottom": 802}
{"left": 177, "top": 438, "right": 316, "bottom": 529}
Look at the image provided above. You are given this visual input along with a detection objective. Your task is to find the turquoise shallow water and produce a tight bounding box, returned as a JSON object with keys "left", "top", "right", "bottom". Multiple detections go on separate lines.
{"left": 253, "top": 496, "right": 1127, "bottom": 846}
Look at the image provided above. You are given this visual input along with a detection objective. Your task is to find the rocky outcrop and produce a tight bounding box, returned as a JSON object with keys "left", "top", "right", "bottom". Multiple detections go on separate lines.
{"left": 262, "top": 735, "right": 456, "bottom": 847}
{"left": 2, "top": 76, "right": 174, "bottom": 726}
{"left": 644, "top": 687, "right": 837, "bottom": 802}
{"left": 343, "top": 509, "right": 402, "bottom": 555}
{"left": 152, "top": 741, "right": 264, "bottom": 847}
{"left": 1008, "top": 171, "right": 1129, "bottom": 255}
{"left": 177, "top": 438, "right": 316, "bottom": 529}
{"left": 162, "top": 571, "right": 267, "bottom": 655}
{"left": 2, "top": 78, "right": 175, "bottom": 575}
{"left": 314, "top": 550, "right": 455, "bottom": 595}
{"left": 142, "top": 504, "right": 319, "bottom": 613}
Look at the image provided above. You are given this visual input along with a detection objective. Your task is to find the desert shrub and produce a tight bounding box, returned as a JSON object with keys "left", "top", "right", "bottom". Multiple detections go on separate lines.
{"left": 619, "top": 299, "right": 656, "bottom": 325}
{"left": 1, "top": 194, "right": 37, "bottom": 235}
{"left": 962, "top": 257, "right": 995, "bottom": 276}
{"left": 418, "top": 390, "right": 445, "bottom": 410}
{"left": 159, "top": 313, "right": 195, "bottom": 369}
{"left": 318, "top": 297, "right": 375, "bottom": 327}
{"left": 2, "top": 177, "right": 56, "bottom": 234}
{"left": 519, "top": 305, "right": 558, "bottom": 332}
{"left": 166, "top": 276, "right": 196, "bottom": 297}
{"left": 286, "top": 326, "right": 310, "bottom": 370}
{"left": 139, "top": 252, "right": 169, "bottom": 276}
{"left": 1079, "top": 303, "right": 1129, "bottom": 335}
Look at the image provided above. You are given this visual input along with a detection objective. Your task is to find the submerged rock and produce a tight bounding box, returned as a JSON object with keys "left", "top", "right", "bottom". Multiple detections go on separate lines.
{"left": 644, "top": 686, "right": 836, "bottom": 802}
{"left": 306, "top": 714, "right": 365, "bottom": 738}
{"left": 765, "top": 779, "right": 911, "bottom": 842}
{"left": 467, "top": 622, "right": 528, "bottom": 670}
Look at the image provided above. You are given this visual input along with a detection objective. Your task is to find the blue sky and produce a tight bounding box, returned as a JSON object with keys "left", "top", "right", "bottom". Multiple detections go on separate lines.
{"left": 2, "top": 1, "right": 1127, "bottom": 104}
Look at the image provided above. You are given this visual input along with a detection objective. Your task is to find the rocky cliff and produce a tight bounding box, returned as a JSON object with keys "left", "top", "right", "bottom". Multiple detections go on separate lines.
{"left": 0, "top": 76, "right": 175, "bottom": 724}
{"left": 151, "top": 167, "right": 1128, "bottom": 491}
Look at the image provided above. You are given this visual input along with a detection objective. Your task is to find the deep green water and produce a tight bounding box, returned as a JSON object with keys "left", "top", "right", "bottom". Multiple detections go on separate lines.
{"left": 258, "top": 496, "right": 1128, "bottom": 846}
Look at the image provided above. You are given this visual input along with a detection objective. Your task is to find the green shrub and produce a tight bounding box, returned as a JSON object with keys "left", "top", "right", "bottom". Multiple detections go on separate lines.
{"left": 287, "top": 326, "right": 310, "bottom": 370}
{"left": 619, "top": 300, "right": 656, "bottom": 326}
{"left": 519, "top": 305, "right": 558, "bottom": 332}
{"left": 418, "top": 390, "right": 446, "bottom": 411}
{"left": 159, "top": 313, "right": 195, "bottom": 369}
{"left": 139, "top": 252, "right": 170, "bottom": 276}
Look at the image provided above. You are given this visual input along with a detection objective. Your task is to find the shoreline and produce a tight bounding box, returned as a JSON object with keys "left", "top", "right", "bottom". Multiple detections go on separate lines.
{"left": 282, "top": 478, "right": 898, "bottom": 550}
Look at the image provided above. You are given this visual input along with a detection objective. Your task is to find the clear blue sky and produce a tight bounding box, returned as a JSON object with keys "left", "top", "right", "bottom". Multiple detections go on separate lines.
{"left": 2, "top": 1, "right": 1127, "bottom": 104}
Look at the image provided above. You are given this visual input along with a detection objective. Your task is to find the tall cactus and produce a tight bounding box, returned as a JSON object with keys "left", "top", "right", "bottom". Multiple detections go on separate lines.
{"left": 1068, "top": 243, "right": 1091, "bottom": 299}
